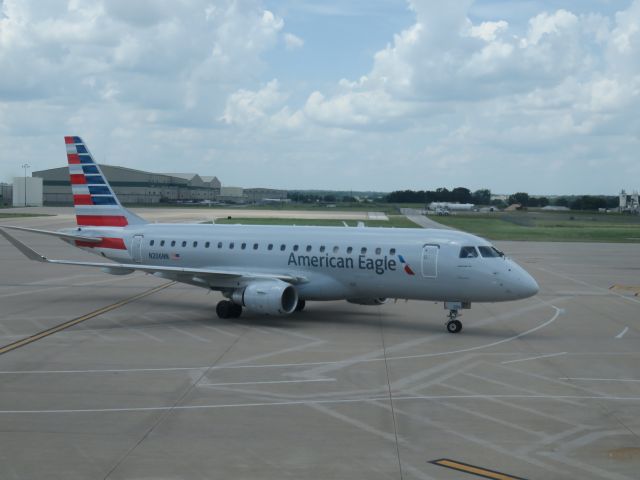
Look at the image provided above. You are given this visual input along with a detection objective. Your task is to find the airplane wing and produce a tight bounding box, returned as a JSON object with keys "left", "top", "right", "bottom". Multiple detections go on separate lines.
{"left": 0, "top": 228, "right": 306, "bottom": 286}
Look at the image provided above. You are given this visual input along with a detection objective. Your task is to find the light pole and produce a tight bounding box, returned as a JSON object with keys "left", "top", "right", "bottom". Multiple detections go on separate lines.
{"left": 21, "top": 163, "right": 30, "bottom": 207}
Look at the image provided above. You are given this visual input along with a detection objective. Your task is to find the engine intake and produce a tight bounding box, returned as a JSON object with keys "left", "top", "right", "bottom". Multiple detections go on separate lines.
{"left": 232, "top": 280, "right": 298, "bottom": 315}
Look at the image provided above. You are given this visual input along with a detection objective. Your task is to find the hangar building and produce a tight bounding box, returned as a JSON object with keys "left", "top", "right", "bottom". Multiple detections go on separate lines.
{"left": 33, "top": 165, "right": 221, "bottom": 205}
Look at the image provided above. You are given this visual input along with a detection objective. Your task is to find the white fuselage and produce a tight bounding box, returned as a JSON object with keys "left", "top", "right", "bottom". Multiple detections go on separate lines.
{"left": 69, "top": 224, "right": 539, "bottom": 303}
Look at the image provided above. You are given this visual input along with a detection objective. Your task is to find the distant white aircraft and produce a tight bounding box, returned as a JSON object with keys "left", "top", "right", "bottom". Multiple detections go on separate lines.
{"left": 0, "top": 137, "right": 539, "bottom": 333}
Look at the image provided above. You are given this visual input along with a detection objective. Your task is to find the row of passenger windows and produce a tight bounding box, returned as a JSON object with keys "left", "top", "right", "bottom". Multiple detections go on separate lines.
{"left": 148, "top": 239, "right": 397, "bottom": 256}
{"left": 459, "top": 246, "right": 503, "bottom": 258}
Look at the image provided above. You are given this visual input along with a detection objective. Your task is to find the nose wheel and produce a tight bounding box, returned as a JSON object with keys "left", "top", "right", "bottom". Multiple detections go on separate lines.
{"left": 446, "top": 309, "right": 463, "bottom": 333}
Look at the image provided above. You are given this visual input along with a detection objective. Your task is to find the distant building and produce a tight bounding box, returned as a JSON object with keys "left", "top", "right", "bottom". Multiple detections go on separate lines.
{"left": 619, "top": 189, "right": 639, "bottom": 213}
{"left": 12, "top": 177, "right": 43, "bottom": 207}
{"left": 541, "top": 205, "right": 570, "bottom": 212}
{"left": 1, "top": 183, "right": 13, "bottom": 206}
{"left": 218, "top": 186, "right": 245, "bottom": 204}
{"left": 244, "top": 188, "right": 288, "bottom": 204}
{"left": 33, "top": 165, "right": 222, "bottom": 205}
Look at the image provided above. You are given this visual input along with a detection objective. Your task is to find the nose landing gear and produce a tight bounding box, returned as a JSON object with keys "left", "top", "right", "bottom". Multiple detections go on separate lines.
{"left": 444, "top": 301, "right": 470, "bottom": 333}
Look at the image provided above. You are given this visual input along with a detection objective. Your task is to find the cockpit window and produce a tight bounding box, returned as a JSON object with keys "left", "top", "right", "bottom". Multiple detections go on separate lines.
{"left": 478, "top": 247, "right": 500, "bottom": 258}
{"left": 479, "top": 246, "right": 502, "bottom": 258}
{"left": 459, "top": 246, "right": 479, "bottom": 258}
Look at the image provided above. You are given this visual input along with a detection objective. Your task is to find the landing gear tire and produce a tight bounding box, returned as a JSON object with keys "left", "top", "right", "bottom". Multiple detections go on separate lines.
{"left": 446, "top": 319, "right": 463, "bottom": 334}
{"left": 216, "top": 300, "right": 242, "bottom": 319}
{"left": 295, "top": 300, "right": 306, "bottom": 312}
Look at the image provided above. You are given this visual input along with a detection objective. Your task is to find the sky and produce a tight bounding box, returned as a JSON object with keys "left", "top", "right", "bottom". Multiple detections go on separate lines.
{"left": 0, "top": 0, "right": 639, "bottom": 195}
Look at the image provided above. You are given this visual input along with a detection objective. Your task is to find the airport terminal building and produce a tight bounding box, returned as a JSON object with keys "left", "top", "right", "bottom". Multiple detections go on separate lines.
{"left": 32, "top": 165, "right": 287, "bottom": 206}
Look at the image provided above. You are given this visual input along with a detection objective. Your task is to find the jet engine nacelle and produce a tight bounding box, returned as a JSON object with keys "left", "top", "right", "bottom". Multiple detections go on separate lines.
{"left": 232, "top": 280, "right": 298, "bottom": 315}
{"left": 346, "top": 298, "right": 388, "bottom": 306}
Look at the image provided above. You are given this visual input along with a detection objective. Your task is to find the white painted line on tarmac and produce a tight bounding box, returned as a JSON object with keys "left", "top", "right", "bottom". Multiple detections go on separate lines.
{"left": 501, "top": 352, "right": 567, "bottom": 365}
{"left": 560, "top": 377, "right": 640, "bottom": 383}
{"left": 199, "top": 378, "right": 335, "bottom": 387}
{"left": 3, "top": 393, "right": 640, "bottom": 415}
{"left": 615, "top": 326, "right": 629, "bottom": 339}
{"left": 0, "top": 366, "right": 207, "bottom": 374}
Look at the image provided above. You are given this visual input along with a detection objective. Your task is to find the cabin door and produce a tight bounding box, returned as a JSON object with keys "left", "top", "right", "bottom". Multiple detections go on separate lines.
{"left": 131, "top": 235, "right": 144, "bottom": 263}
{"left": 421, "top": 244, "right": 439, "bottom": 278}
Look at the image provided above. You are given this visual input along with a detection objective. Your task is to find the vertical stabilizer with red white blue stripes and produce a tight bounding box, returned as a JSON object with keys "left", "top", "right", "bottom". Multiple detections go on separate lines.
{"left": 65, "top": 136, "right": 147, "bottom": 227}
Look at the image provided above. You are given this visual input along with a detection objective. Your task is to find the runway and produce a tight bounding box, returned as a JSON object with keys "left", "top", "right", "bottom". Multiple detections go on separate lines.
{"left": 0, "top": 215, "right": 639, "bottom": 479}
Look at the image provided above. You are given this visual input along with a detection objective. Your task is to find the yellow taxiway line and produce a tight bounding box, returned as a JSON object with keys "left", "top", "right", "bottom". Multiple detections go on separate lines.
{"left": 0, "top": 281, "right": 175, "bottom": 355}
{"left": 430, "top": 458, "right": 527, "bottom": 480}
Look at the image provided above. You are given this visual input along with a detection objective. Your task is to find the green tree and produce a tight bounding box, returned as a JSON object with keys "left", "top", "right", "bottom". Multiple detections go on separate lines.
{"left": 508, "top": 192, "right": 530, "bottom": 206}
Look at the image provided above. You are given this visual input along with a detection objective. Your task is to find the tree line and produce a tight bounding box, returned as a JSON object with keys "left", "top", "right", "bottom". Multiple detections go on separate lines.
{"left": 385, "top": 189, "right": 619, "bottom": 211}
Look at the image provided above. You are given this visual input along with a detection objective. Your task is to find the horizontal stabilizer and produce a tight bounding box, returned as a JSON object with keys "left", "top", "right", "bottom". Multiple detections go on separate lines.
{"left": 0, "top": 225, "right": 102, "bottom": 243}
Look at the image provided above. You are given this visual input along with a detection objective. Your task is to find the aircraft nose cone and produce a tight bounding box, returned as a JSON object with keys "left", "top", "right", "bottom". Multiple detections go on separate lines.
{"left": 518, "top": 272, "right": 539, "bottom": 298}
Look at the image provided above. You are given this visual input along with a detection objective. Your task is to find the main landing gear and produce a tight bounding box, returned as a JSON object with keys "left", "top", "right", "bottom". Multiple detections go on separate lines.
{"left": 216, "top": 300, "right": 242, "bottom": 319}
{"left": 295, "top": 299, "right": 306, "bottom": 312}
{"left": 446, "top": 309, "right": 462, "bottom": 334}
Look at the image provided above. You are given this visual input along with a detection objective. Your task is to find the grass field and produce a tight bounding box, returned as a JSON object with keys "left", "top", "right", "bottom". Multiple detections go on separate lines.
{"left": 0, "top": 213, "right": 53, "bottom": 219}
{"left": 209, "top": 215, "right": 420, "bottom": 228}
{"left": 433, "top": 211, "right": 640, "bottom": 243}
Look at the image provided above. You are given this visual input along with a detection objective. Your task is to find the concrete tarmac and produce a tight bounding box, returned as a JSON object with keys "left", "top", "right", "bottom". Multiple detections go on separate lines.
{"left": 0, "top": 216, "right": 639, "bottom": 479}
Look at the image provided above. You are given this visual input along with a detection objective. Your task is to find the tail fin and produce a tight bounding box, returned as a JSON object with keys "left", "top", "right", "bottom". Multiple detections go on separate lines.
{"left": 64, "top": 136, "right": 146, "bottom": 227}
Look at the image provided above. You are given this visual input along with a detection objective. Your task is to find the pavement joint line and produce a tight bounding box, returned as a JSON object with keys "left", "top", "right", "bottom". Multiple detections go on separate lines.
{"left": 429, "top": 458, "right": 528, "bottom": 480}
{"left": 0, "top": 281, "right": 176, "bottom": 355}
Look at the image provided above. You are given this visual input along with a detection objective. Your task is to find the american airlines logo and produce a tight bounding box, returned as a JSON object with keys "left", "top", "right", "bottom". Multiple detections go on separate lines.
{"left": 288, "top": 253, "right": 407, "bottom": 275}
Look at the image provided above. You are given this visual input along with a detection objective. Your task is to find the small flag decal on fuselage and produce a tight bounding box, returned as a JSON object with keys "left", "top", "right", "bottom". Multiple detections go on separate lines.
{"left": 398, "top": 255, "right": 415, "bottom": 275}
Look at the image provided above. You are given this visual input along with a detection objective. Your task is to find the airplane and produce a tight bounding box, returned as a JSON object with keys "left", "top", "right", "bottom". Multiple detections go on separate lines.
{"left": 0, "top": 136, "right": 539, "bottom": 334}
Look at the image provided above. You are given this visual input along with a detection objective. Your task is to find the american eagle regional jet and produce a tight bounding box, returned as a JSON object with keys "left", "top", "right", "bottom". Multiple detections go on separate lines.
{"left": 0, "top": 137, "right": 539, "bottom": 333}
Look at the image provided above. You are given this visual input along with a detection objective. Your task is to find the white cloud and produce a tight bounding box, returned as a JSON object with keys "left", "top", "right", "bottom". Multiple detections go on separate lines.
{"left": 283, "top": 32, "right": 304, "bottom": 50}
{"left": 222, "top": 79, "right": 288, "bottom": 125}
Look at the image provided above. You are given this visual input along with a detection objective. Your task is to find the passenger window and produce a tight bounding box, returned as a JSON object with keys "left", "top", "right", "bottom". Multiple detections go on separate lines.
{"left": 333, "top": 246, "right": 339, "bottom": 253}
{"left": 293, "top": 245, "right": 299, "bottom": 252}
{"left": 389, "top": 248, "right": 396, "bottom": 255}
{"left": 193, "top": 241, "right": 198, "bottom": 248}
{"left": 280, "top": 244, "right": 286, "bottom": 251}
{"left": 217, "top": 242, "right": 223, "bottom": 248}
{"left": 181, "top": 241, "right": 187, "bottom": 247}
{"left": 171, "top": 240, "right": 176, "bottom": 247}
{"left": 205, "top": 242, "right": 210, "bottom": 248}
{"left": 150, "top": 240, "right": 155, "bottom": 246}
{"left": 306, "top": 245, "right": 312, "bottom": 252}
{"left": 360, "top": 247, "right": 367, "bottom": 255}
{"left": 160, "top": 240, "right": 165, "bottom": 247}
{"left": 459, "top": 246, "right": 479, "bottom": 258}
{"left": 229, "top": 242, "right": 234, "bottom": 249}
{"left": 253, "top": 243, "right": 259, "bottom": 250}
{"left": 375, "top": 247, "right": 381, "bottom": 255}
{"left": 241, "top": 243, "right": 246, "bottom": 250}
{"left": 479, "top": 246, "right": 501, "bottom": 258}
{"left": 320, "top": 246, "right": 325, "bottom": 253}
{"left": 268, "top": 244, "right": 273, "bottom": 250}
{"left": 347, "top": 247, "right": 353, "bottom": 254}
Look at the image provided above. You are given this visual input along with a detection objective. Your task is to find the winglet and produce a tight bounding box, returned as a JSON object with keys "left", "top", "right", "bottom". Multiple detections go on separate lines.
{"left": 0, "top": 228, "right": 49, "bottom": 262}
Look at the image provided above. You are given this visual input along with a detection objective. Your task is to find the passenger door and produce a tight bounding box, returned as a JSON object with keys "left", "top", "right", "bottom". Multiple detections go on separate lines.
{"left": 421, "top": 244, "right": 439, "bottom": 278}
{"left": 131, "top": 234, "right": 144, "bottom": 263}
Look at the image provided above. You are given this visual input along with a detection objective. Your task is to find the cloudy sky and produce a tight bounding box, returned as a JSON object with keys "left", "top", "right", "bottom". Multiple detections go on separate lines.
{"left": 1, "top": 0, "right": 639, "bottom": 195}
